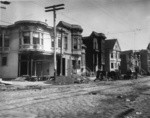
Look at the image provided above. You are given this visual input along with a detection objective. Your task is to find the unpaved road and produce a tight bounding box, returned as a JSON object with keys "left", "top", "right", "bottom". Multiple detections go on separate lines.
{"left": 0, "top": 77, "right": 150, "bottom": 118}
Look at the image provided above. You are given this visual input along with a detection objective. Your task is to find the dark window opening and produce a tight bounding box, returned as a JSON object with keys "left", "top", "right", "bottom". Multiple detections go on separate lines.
{"left": 64, "top": 36, "right": 68, "bottom": 50}
{"left": 4, "top": 36, "right": 9, "bottom": 47}
{"left": 23, "top": 32, "right": 30, "bottom": 44}
{"left": 111, "top": 63, "right": 114, "bottom": 69}
{"left": 74, "top": 38, "right": 78, "bottom": 49}
{"left": 0, "top": 34, "right": 2, "bottom": 47}
{"left": 2, "top": 56, "right": 7, "bottom": 66}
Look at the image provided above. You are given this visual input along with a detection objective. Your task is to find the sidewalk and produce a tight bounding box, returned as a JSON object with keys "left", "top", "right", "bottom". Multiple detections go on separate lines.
{"left": 0, "top": 78, "right": 48, "bottom": 86}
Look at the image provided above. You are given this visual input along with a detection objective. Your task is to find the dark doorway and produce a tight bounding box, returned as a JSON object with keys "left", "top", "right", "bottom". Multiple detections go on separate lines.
{"left": 62, "top": 58, "right": 65, "bottom": 75}
{"left": 20, "top": 61, "right": 28, "bottom": 75}
{"left": 57, "top": 57, "right": 61, "bottom": 76}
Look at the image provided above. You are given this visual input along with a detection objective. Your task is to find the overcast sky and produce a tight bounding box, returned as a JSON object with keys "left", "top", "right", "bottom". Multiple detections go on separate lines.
{"left": 0, "top": 0, "right": 150, "bottom": 51}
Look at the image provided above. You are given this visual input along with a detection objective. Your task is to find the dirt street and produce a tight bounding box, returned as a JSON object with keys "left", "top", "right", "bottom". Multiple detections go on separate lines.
{"left": 0, "top": 77, "right": 150, "bottom": 118}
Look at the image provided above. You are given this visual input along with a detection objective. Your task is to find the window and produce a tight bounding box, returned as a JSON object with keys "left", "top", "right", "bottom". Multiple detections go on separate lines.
{"left": 115, "top": 63, "right": 117, "bottom": 68}
{"left": 64, "top": 36, "right": 68, "bottom": 50}
{"left": 33, "top": 32, "right": 40, "bottom": 44}
{"left": 77, "top": 60, "right": 80, "bottom": 69}
{"left": 51, "top": 38, "right": 54, "bottom": 47}
{"left": 111, "top": 63, "right": 114, "bottom": 69}
{"left": 4, "top": 35, "right": 9, "bottom": 47}
{"left": 2, "top": 56, "right": 7, "bottom": 66}
{"left": 41, "top": 33, "right": 43, "bottom": 45}
{"left": 58, "top": 36, "right": 61, "bottom": 48}
{"left": 78, "top": 38, "right": 81, "bottom": 50}
{"left": 23, "top": 32, "right": 30, "bottom": 44}
{"left": 74, "top": 38, "right": 78, "bottom": 49}
{"left": 0, "top": 34, "right": 2, "bottom": 47}
{"left": 111, "top": 53, "right": 113, "bottom": 58}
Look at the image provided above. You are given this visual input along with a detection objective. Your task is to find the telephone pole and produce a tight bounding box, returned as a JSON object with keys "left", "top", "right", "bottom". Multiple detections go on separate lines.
{"left": 45, "top": 4, "right": 65, "bottom": 80}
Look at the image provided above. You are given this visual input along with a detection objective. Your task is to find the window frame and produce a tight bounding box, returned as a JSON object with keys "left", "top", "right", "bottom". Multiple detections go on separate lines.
{"left": 2, "top": 56, "right": 7, "bottom": 66}
{"left": 33, "top": 32, "right": 40, "bottom": 45}
{"left": 22, "top": 32, "right": 30, "bottom": 44}
{"left": 111, "top": 63, "right": 114, "bottom": 69}
{"left": 64, "top": 36, "right": 68, "bottom": 50}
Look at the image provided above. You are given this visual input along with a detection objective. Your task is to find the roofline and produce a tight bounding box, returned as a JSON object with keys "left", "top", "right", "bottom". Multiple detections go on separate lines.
{"left": 0, "top": 20, "right": 52, "bottom": 29}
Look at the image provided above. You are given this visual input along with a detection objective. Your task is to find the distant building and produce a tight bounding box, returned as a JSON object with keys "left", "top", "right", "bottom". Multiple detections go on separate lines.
{"left": 105, "top": 39, "right": 121, "bottom": 72}
{"left": 140, "top": 43, "right": 150, "bottom": 74}
{"left": 120, "top": 50, "right": 141, "bottom": 74}
{"left": 82, "top": 31, "right": 106, "bottom": 74}
{"left": 0, "top": 20, "right": 85, "bottom": 79}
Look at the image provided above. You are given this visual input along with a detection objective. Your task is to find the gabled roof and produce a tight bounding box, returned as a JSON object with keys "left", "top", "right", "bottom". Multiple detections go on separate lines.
{"left": 147, "top": 43, "right": 150, "bottom": 50}
{"left": 105, "top": 39, "right": 117, "bottom": 50}
{"left": 57, "top": 21, "right": 83, "bottom": 32}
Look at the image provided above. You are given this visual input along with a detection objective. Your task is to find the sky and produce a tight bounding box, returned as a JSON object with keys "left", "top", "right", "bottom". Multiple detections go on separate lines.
{"left": 0, "top": 0, "right": 150, "bottom": 51}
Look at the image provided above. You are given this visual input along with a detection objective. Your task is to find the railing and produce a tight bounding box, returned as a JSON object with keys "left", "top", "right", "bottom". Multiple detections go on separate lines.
{"left": 19, "top": 44, "right": 44, "bottom": 51}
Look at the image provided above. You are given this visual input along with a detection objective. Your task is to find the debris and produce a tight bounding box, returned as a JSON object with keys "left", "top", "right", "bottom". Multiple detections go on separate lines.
{"left": 117, "top": 95, "right": 123, "bottom": 99}
{"left": 114, "top": 108, "right": 134, "bottom": 118}
{"left": 126, "top": 98, "right": 130, "bottom": 102}
{"left": 89, "top": 92, "right": 97, "bottom": 95}
{"left": 136, "top": 111, "right": 142, "bottom": 115}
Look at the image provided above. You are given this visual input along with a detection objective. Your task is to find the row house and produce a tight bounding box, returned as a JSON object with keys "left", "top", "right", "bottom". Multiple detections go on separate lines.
{"left": 120, "top": 50, "right": 140, "bottom": 74}
{"left": 140, "top": 43, "right": 150, "bottom": 74}
{"left": 57, "top": 21, "right": 86, "bottom": 75}
{"left": 105, "top": 39, "right": 121, "bottom": 72}
{"left": 82, "top": 31, "right": 106, "bottom": 73}
{"left": 0, "top": 20, "right": 85, "bottom": 79}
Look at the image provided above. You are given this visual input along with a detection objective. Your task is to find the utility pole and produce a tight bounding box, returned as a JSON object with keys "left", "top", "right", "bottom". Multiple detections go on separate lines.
{"left": 45, "top": 4, "right": 65, "bottom": 80}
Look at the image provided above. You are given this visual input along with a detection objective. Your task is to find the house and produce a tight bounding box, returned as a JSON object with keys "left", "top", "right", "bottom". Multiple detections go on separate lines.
{"left": 0, "top": 20, "right": 85, "bottom": 79}
{"left": 82, "top": 31, "right": 106, "bottom": 74}
{"left": 140, "top": 43, "right": 150, "bottom": 74}
{"left": 57, "top": 21, "right": 86, "bottom": 75}
{"left": 120, "top": 50, "right": 141, "bottom": 74}
{"left": 105, "top": 39, "right": 121, "bottom": 72}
